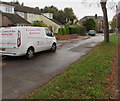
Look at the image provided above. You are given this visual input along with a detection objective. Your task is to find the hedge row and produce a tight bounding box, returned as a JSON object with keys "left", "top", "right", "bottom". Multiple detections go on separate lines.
{"left": 58, "top": 26, "right": 86, "bottom": 36}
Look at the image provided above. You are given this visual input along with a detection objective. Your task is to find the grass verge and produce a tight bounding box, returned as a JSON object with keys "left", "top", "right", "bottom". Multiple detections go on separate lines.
{"left": 29, "top": 35, "right": 118, "bottom": 99}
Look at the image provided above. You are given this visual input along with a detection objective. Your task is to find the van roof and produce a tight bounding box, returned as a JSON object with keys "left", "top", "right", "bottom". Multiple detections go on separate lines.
{"left": 1, "top": 26, "right": 48, "bottom": 29}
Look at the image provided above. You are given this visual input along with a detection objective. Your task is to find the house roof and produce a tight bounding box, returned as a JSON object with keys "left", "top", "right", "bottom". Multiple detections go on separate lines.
{"left": 80, "top": 16, "right": 103, "bottom": 21}
{"left": 14, "top": 4, "right": 41, "bottom": 15}
{"left": 42, "top": 14, "right": 63, "bottom": 26}
{"left": 1, "top": 1, "right": 63, "bottom": 26}
{"left": 2, "top": 12, "right": 31, "bottom": 25}
{"left": 1, "top": 1, "right": 41, "bottom": 15}
{"left": 0, "top": 1, "right": 14, "bottom": 6}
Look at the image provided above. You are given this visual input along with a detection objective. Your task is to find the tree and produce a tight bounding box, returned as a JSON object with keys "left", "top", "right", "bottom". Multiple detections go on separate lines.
{"left": 10, "top": 0, "right": 20, "bottom": 5}
{"left": 82, "top": 18, "right": 97, "bottom": 31}
{"left": 57, "top": 10, "right": 66, "bottom": 24}
{"left": 35, "top": 7, "right": 39, "bottom": 10}
{"left": 82, "top": 0, "right": 110, "bottom": 42}
{"left": 64, "top": 8, "right": 77, "bottom": 24}
{"left": 40, "top": 6, "right": 77, "bottom": 25}
{"left": 110, "top": 16, "right": 116, "bottom": 31}
{"left": 100, "top": 0, "right": 109, "bottom": 42}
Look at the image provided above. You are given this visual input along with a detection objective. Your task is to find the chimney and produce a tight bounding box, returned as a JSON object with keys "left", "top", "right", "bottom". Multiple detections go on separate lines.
{"left": 95, "top": 14, "right": 97, "bottom": 19}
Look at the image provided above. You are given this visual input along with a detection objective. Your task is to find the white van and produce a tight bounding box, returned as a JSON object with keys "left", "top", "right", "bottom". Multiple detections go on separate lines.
{"left": 0, "top": 26, "right": 57, "bottom": 59}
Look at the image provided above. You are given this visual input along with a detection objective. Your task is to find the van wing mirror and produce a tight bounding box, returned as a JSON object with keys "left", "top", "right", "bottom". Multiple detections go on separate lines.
{"left": 52, "top": 33, "right": 54, "bottom": 37}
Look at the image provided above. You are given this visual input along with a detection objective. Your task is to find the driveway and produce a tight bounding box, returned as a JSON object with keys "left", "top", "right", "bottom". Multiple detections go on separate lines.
{"left": 2, "top": 34, "right": 104, "bottom": 99}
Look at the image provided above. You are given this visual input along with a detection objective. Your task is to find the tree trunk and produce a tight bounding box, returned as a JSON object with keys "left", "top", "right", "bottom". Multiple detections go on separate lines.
{"left": 100, "top": 1, "right": 109, "bottom": 42}
{"left": 117, "top": 13, "right": 120, "bottom": 34}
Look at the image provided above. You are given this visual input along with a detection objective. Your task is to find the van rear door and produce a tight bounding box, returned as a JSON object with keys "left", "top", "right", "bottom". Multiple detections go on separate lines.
{"left": 0, "top": 28, "right": 18, "bottom": 49}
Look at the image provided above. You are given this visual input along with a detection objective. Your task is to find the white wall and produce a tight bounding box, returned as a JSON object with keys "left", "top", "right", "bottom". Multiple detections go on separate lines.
{"left": 16, "top": 11, "right": 25, "bottom": 18}
{"left": 0, "top": 4, "right": 14, "bottom": 14}
{"left": 27, "top": 13, "right": 41, "bottom": 23}
{"left": 40, "top": 15, "right": 62, "bottom": 33}
{"left": 42, "top": 13, "right": 53, "bottom": 19}
{"left": 26, "top": 13, "right": 63, "bottom": 33}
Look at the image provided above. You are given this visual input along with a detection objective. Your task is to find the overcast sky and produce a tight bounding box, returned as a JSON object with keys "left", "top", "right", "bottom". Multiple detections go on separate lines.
{"left": 1, "top": 0, "right": 119, "bottom": 21}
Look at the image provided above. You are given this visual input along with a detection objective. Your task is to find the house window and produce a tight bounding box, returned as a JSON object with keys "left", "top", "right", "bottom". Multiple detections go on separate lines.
{"left": 29, "top": 14, "right": 34, "bottom": 18}
{"left": 5, "top": 7, "right": 12, "bottom": 13}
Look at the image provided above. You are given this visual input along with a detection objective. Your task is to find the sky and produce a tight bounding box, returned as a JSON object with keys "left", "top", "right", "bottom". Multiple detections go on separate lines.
{"left": 1, "top": 0, "right": 119, "bottom": 21}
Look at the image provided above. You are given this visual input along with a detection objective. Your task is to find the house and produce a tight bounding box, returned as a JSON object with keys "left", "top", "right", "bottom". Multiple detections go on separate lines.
{"left": 42, "top": 13, "right": 53, "bottom": 19}
{"left": 0, "top": 1, "right": 30, "bottom": 26}
{"left": 79, "top": 15, "right": 104, "bottom": 32}
{"left": 117, "top": 1, "right": 120, "bottom": 30}
{"left": 0, "top": 1, "right": 64, "bottom": 33}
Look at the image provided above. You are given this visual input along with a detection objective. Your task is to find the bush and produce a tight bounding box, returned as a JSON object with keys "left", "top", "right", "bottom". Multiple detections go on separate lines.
{"left": 68, "top": 26, "right": 86, "bottom": 35}
{"left": 58, "top": 26, "right": 86, "bottom": 36}
{"left": 32, "top": 21, "right": 47, "bottom": 27}
{"left": 32, "top": 21, "right": 53, "bottom": 32}
{"left": 77, "top": 26, "right": 86, "bottom": 36}
{"left": 58, "top": 27, "right": 69, "bottom": 35}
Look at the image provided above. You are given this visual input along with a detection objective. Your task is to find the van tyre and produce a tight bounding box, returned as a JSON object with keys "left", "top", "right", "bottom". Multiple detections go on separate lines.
{"left": 50, "top": 43, "right": 56, "bottom": 52}
{"left": 26, "top": 47, "right": 34, "bottom": 59}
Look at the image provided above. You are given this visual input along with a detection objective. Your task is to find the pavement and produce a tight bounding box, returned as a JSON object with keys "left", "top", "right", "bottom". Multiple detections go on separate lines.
{"left": 1, "top": 34, "right": 104, "bottom": 99}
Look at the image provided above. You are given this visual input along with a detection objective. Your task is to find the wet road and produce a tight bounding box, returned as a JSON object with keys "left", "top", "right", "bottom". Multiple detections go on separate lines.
{"left": 2, "top": 34, "right": 104, "bottom": 99}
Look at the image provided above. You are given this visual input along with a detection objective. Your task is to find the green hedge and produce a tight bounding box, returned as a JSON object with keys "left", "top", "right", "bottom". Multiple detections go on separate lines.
{"left": 58, "top": 26, "right": 86, "bottom": 36}
{"left": 58, "top": 27, "right": 69, "bottom": 35}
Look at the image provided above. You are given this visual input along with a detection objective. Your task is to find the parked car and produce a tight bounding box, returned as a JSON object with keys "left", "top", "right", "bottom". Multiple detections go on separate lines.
{"left": 0, "top": 26, "right": 57, "bottom": 59}
{"left": 88, "top": 30, "right": 96, "bottom": 36}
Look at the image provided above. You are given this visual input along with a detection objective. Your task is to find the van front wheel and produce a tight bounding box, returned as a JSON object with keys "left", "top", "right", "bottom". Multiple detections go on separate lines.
{"left": 50, "top": 43, "right": 56, "bottom": 52}
{"left": 26, "top": 47, "right": 34, "bottom": 59}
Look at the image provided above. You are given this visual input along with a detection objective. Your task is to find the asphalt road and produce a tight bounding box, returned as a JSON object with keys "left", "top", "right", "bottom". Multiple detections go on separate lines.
{"left": 2, "top": 34, "right": 104, "bottom": 99}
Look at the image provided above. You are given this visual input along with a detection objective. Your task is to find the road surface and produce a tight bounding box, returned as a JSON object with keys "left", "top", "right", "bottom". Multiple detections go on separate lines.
{"left": 2, "top": 34, "right": 104, "bottom": 99}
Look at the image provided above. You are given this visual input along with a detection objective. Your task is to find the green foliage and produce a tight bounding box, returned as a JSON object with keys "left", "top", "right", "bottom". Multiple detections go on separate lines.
{"left": 64, "top": 8, "right": 77, "bottom": 20}
{"left": 58, "top": 28, "right": 69, "bottom": 35}
{"left": 68, "top": 26, "right": 86, "bottom": 35}
{"left": 68, "top": 26, "right": 78, "bottom": 34}
{"left": 110, "top": 18, "right": 116, "bottom": 31}
{"left": 32, "top": 21, "right": 53, "bottom": 32}
{"left": 78, "top": 26, "right": 86, "bottom": 36}
{"left": 82, "top": 18, "right": 97, "bottom": 31}
{"left": 10, "top": 1, "right": 20, "bottom": 5}
{"left": 29, "top": 35, "right": 117, "bottom": 99}
{"left": 58, "top": 26, "right": 86, "bottom": 36}
{"left": 40, "top": 6, "right": 77, "bottom": 25}
{"left": 32, "top": 21, "right": 47, "bottom": 27}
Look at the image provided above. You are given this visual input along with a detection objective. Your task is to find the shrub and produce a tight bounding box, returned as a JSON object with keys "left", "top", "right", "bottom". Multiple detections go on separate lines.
{"left": 58, "top": 27, "right": 69, "bottom": 35}
{"left": 32, "top": 21, "right": 47, "bottom": 27}
{"left": 68, "top": 26, "right": 86, "bottom": 35}
{"left": 77, "top": 26, "right": 86, "bottom": 36}
{"left": 58, "top": 26, "right": 86, "bottom": 36}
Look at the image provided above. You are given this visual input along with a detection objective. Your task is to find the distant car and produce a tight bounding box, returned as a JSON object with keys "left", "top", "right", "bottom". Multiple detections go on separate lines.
{"left": 88, "top": 30, "right": 96, "bottom": 36}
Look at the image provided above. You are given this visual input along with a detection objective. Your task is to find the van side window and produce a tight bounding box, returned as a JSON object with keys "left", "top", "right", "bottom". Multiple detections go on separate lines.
{"left": 45, "top": 28, "right": 53, "bottom": 37}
